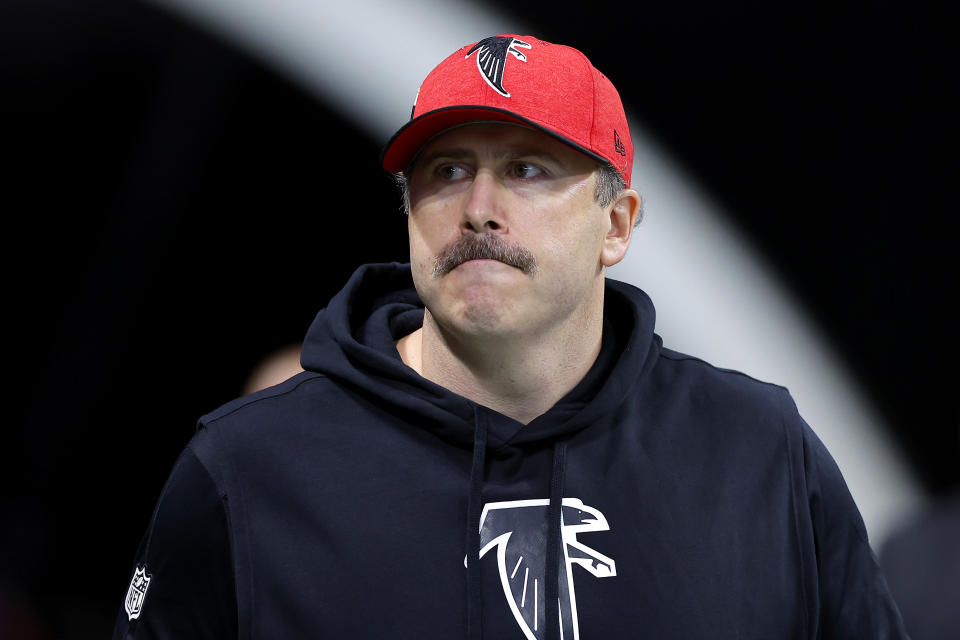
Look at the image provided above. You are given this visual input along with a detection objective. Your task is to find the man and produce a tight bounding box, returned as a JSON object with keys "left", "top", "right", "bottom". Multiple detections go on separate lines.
{"left": 114, "top": 34, "right": 907, "bottom": 639}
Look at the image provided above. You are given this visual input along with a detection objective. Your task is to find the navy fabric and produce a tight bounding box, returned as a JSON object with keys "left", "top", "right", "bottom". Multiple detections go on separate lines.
{"left": 113, "top": 262, "right": 907, "bottom": 639}
{"left": 112, "top": 447, "right": 236, "bottom": 639}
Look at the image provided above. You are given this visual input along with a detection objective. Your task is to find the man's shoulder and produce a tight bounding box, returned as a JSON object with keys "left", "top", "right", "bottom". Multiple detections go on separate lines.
{"left": 186, "top": 370, "right": 366, "bottom": 478}
{"left": 197, "top": 370, "right": 330, "bottom": 428}
{"left": 652, "top": 344, "right": 800, "bottom": 425}
{"left": 656, "top": 344, "right": 789, "bottom": 393}
{"left": 193, "top": 370, "right": 365, "bottom": 449}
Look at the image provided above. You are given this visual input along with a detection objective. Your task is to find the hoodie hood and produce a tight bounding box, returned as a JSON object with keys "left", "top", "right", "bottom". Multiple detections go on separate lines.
{"left": 300, "top": 262, "right": 661, "bottom": 450}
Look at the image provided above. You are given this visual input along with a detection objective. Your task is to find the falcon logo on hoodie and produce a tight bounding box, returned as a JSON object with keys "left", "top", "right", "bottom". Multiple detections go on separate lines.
{"left": 478, "top": 498, "right": 616, "bottom": 640}
{"left": 465, "top": 36, "right": 532, "bottom": 97}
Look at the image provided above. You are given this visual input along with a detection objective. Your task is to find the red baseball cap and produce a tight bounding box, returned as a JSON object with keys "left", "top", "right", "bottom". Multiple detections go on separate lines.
{"left": 381, "top": 34, "right": 633, "bottom": 185}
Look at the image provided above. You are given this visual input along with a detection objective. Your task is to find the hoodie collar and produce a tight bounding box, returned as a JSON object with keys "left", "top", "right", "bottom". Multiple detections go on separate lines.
{"left": 300, "top": 262, "right": 659, "bottom": 449}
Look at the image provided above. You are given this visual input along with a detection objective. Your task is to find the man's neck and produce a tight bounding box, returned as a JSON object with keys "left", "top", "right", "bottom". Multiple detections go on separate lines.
{"left": 396, "top": 302, "right": 604, "bottom": 425}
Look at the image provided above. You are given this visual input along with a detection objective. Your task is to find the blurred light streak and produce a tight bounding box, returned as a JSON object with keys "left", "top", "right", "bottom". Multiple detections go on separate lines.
{"left": 148, "top": 0, "right": 922, "bottom": 543}
{"left": 146, "top": 0, "right": 515, "bottom": 139}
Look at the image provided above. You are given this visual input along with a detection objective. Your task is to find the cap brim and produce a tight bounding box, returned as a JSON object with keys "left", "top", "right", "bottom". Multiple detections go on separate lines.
{"left": 381, "top": 106, "right": 609, "bottom": 174}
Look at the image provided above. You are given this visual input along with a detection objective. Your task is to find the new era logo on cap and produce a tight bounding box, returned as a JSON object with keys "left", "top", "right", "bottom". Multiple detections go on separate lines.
{"left": 614, "top": 130, "right": 626, "bottom": 157}
{"left": 381, "top": 34, "right": 633, "bottom": 185}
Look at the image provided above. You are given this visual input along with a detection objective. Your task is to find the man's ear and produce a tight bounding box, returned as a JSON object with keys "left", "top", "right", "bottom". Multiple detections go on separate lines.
{"left": 600, "top": 189, "right": 642, "bottom": 267}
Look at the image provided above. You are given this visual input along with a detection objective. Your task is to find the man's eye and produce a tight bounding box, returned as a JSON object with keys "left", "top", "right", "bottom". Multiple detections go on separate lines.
{"left": 511, "top": 163, "right": 543, "bottom": 179}
{"left": 437, "top": 164, "right": 468, "bottom": 180}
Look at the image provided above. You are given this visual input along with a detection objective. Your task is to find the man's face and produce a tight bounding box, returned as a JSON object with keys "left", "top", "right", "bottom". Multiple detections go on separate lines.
{"left": 406, "top": 123, "right": 614, "bottom": 340}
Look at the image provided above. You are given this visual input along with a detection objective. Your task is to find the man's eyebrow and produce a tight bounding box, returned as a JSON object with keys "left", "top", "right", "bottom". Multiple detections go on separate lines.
{"left": 502, "top": 148, "right": 562, "bottom": 164}
{"left": 416, "top": 148, "right": 474, "bottom": 167}
{"left": 416, "top": 147, "right": 562, "bottom": 168}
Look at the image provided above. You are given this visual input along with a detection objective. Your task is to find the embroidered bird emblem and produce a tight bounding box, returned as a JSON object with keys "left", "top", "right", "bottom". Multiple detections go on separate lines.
{"left": 465, "top": 36, "right": 532, "bottom": 97}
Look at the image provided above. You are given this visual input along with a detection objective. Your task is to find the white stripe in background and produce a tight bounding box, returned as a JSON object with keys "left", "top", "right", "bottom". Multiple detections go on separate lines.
{"left": 149, "top": 0, "right": 922, "bottom": 543}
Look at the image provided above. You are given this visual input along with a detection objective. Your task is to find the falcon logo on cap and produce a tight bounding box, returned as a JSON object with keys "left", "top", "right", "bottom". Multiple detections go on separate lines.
{"left": 466, "top": 36, "right": 532, "bottom": 98}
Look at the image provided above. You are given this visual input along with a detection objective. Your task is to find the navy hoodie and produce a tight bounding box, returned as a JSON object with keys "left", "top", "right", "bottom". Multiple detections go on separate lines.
{"left": 113, "top": 262, "right": 907, "bottom": 639}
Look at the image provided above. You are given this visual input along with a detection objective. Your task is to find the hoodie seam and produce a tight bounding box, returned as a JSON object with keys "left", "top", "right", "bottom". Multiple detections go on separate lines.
{"left": 782, "top": 409, "right": 812, "bottom": 638}
{"left": 141, "top": 449, "right": 193, "bottom": 562}
{"left": 658, "top": 351, "right": 789, "bottom": 392}
{"left": 198, "top": 424, "right": 255, "bottom": 639}
{"left": 200, "top": 373, "right": 328, "bottom": 426}
{"left": 184, "top": 442, "right": 241, "bottom": 636}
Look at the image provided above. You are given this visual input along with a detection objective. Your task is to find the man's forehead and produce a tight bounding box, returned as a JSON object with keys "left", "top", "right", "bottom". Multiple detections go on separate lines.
{"left": 411, "top": 122, "right": 593, "bottom": 169}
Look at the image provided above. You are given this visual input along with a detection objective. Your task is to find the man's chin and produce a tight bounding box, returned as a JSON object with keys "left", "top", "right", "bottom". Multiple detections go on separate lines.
{"left": 420, "top": 271, "right": 527, "bottom": 337}
{"left": 459, "top": 302, "right": 510, "bottom": 333}
{"left": 430, "top": 295, "right": 517, "bottom": 339}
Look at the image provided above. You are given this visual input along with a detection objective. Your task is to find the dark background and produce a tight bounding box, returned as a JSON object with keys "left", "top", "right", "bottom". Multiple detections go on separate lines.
{"left": 1, "top": 0, "right": 941, "bottom": 637}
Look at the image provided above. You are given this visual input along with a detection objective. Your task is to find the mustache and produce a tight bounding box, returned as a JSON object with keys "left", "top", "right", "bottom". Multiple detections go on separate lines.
{"left": 433, "top": 233, "right": 538, "bottom": 277}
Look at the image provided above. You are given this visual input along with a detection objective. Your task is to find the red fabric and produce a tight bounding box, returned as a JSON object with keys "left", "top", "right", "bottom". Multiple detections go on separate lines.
{"left": 382, "top": 35, "right": 633, "bottom": 185}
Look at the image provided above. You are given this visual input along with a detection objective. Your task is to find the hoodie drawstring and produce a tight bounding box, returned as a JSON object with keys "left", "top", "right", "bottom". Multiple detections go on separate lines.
{"left": 466, "top": 408, "right": 569, "bottom": 640}
{"left": 466, "top": 407, "right": 488, "bottom": 640}
{"left": 545, "top": 440, "right": 568, "bottom": 640}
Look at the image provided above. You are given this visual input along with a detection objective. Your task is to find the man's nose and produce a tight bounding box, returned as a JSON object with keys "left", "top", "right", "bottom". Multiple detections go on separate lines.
{"left": 461, "top": 171, "right": 508, "bottom": 234}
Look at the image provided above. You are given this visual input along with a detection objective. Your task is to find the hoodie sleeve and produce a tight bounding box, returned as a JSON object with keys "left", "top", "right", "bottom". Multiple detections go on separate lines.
{"left": 112, "top": 445, "right": 237, "bottom": 639}
{"left": 800, "top": 416, "right": 909, "bottom": 638}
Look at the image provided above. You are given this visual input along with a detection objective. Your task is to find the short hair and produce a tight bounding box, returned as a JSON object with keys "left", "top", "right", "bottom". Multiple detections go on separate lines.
{"left": 594, "top": 162, "right": 626, "bottom": 208}
{"left": 393, "top": 161, "right": 642, "bottom": 226}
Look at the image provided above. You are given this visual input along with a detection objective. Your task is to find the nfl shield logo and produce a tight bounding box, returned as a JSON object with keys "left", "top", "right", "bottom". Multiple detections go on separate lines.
{"left": 124, "top": 565, "right": 152, "bottom": 620}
